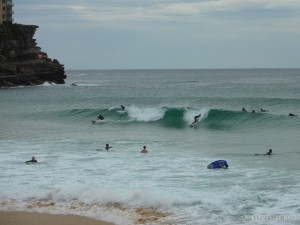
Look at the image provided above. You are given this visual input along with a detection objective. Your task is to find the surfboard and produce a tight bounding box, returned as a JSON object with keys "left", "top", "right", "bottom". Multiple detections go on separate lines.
{"left": 190, "top": 120, "right": 200, "bottom": 128}
{"left": 117, "top": 110, "right": 126, "bottom": 114}
{"left": 254, "top": 154, "right": 273, "bottom": 156}
{"left": 92, "top": 119, "right": 105, "bottom": 124}
{"left": 207, "top": 160, "right": 228, "bottom": 169}
{"left": 25, "top": 161, "right": 37, "bottom": 164}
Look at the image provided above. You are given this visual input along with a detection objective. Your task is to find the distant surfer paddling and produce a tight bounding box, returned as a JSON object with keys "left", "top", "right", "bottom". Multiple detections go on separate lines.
{"left": 265, "top": 149, "right": 272, "bottom": 155}
{"left": 288, "top": 113, "right": 298, "bottom": 117}
{"left": 260, "top": 108, "right": 269, "bottom": 112}
{"left": 255, "top": 148, "right": 273, "bottom": 156}
{"left": 25, "top": 156, "right": 37, "bottom": 163}
{"left": 242, "top": 107, "right": 247, "bottom": 112}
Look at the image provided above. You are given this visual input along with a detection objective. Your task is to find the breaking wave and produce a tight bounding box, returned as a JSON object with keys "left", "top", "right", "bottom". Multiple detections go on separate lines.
{"left": 27, "top": 105, "right": 299, "bottom": 130}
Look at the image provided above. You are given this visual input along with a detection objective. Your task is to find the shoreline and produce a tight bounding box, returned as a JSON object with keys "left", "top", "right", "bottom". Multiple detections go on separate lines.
{"left": 0, "top": 211, "right": 115, "bottom": 225}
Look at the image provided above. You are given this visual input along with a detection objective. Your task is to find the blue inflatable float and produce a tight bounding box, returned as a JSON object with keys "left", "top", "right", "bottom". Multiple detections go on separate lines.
{"left": 207, "top": 160, "right": 228, "bottom": 169}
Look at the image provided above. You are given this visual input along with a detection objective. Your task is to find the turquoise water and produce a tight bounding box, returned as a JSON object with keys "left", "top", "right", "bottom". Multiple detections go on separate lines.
{"left": 0, "top": 69, "right": 299, "bottom": 224}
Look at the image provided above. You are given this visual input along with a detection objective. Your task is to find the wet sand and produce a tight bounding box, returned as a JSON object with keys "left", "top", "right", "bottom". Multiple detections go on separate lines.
{"left": 0, "top": 211, "right": 115, "bottom": 225}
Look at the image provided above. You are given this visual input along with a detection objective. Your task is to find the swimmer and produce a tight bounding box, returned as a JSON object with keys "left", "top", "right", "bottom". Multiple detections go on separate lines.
{"left": 141, "top": 146, "right": 148, "bottom": 153}
{"left": 105, "top": 144, "right": 112, "bottom": 150}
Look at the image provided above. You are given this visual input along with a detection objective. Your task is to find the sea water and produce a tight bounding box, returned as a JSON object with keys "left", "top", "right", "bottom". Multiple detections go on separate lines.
{"left": 0, "top": 69, "right": 299, "bottom": 224}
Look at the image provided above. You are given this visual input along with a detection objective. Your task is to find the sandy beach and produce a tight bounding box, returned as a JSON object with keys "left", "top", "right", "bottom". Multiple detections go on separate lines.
{"left": 0, "top": 211, "right": 115, "bottom": 225}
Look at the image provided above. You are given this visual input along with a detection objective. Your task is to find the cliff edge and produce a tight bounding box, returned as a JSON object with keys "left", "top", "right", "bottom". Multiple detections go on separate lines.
{"left": 0, "top": 23, "right": 66, "bottom": 87}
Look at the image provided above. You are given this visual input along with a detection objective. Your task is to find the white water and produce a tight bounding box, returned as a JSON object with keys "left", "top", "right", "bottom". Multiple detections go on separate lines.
{"left": 0, "top": 137, "right": 299, "bottom": 224}
{"left": 1, "top": 69, "right": 299, "bottom": 224}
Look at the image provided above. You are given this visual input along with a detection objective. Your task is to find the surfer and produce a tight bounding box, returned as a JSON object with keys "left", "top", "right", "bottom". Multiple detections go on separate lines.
{"left": 121, "top": 105, "right": 125, "bottom": 110}
{"left": 26, "top": 156, "right": 37, "bottom": 163}
{"left": 254, "top": 149, "right": 273, "bottom": 156}
{"left": 288, "top": 113, "right": 298, "bottom": 117}
{"left": 193, "top": 114, "right": 201, "bottom": 123}
{"left": 105, "top": 144, "right": 112, "bottom": 150}
{"left": 260, "top": 108, "right": 268, "bottom": 112}
{"left": 251, "top": 110, "right": 256, "bottom": 113}
{"left": 242, "top": 107, "right": 247, "bottom": 112}
{"left": 265, "top": 149, "right": 272, "bottom": 155}
{"left": 141, "top": 146, "right": 148, "bottom": 153}
{"left": 97, "top": 114, "right": 104, "bottom": 120}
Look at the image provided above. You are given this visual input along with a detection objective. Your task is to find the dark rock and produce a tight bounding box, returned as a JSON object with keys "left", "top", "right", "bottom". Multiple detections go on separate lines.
{"left": 0, "top": 23, "right": 67, "bottom": 87}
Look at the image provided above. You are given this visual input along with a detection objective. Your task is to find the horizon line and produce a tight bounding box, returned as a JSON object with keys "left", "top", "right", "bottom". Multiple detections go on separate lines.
{"left": 65, "top": 67, "right": 300, "bottom": 71}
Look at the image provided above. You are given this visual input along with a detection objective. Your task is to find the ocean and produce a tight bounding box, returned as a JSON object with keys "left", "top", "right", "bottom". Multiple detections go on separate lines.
{"left": 0, "top": 69, "right": 299, "bottom": 225}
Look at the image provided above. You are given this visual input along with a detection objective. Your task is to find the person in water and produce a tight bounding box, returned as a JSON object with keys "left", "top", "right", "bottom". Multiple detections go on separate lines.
{"left": 218, "top": 161, "right": 228, "bottom": 169}
{"left": 251, "top": 110, "right": 256, "bottom": 113}
{"left": 208, "top": 160, "right": 228, "bottom": 169}
{"left": 105, "top": 144, "right": 112, "bottom": 150}
{"left": 97, "top": 114, "right": 104, "bottom": 120}
{"left": 288, "top": 113, "right": 298, "bottom": 117}
{"left": 193, "top": 114, "right": 201, "bottom": 123}
{"left": 242, "top": 107, "right": 247, "bottom": 112}
{"left": 260, "top": 108, "right": 268, "bottom": 112}
{"left": 265, "top": 149, "right": 272, "bottom": 155}
{"left": 141, "top": 146, "right": 148, "bottom": 153}
{"left": 121, "top": 105, "right": 125, "bottom": 110}
{"left": 26, "top": 156, "right": 37, "bottom": 163}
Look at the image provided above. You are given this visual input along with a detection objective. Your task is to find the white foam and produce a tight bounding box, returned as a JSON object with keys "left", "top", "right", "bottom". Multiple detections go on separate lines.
{"left": 1, "top": 139, "right": 300, "bottom": 225}
{"left": 41, "top": 81, "right": 56, "bottom": 86}
{"left": 126, "top": 105, "right": 166, "bottom": 122}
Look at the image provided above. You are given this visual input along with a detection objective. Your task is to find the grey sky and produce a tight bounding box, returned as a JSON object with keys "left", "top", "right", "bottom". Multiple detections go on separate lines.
{"left": 14, "top": 0, "right": 300, "bottom": 69}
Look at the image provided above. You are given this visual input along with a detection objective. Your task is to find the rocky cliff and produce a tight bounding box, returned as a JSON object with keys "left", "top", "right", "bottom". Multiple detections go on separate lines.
{"left": 0, "top": 23, "right": 66, "bottom": 87}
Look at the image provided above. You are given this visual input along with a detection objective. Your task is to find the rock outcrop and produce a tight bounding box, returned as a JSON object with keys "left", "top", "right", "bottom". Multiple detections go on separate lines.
{"left": 0, "top": 22, "right": 66, "bottom": 87}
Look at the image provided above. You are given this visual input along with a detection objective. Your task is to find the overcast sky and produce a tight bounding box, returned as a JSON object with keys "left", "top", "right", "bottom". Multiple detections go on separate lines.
{"left": 14, "top": 0, "right": 300, "bottom": 69}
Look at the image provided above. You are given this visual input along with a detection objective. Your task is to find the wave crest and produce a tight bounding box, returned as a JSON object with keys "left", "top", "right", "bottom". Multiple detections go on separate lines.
{"left": 34, "top": 106, "right": 296, "bottom": 130}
